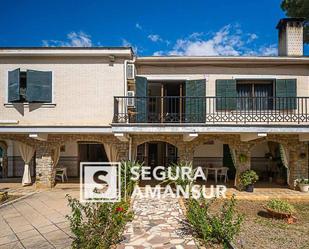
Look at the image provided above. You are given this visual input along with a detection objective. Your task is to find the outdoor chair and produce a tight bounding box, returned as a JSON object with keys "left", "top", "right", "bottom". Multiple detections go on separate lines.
{"left": 218, "top": 167, "right": 229, "bottom": 183}
{"left": 54, "top": 168, "right": 68, "bottom": 182}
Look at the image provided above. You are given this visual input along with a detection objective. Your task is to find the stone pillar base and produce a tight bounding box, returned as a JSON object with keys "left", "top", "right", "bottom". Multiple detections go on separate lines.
{"left": 35, "top": 144, "right": 54, "bottom": 189}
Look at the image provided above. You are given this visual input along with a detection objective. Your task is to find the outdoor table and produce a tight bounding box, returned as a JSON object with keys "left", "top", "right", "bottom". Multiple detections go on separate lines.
{"left": 205, "top": 167, "right": 226, "bottom": 183}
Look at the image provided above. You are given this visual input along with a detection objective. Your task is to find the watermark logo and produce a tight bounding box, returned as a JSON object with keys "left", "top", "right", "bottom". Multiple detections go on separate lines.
{"left": 80, "top": 162, "right": 121, "bottom": 202}
{"left": 80, "top": 163, "right": 227, "bottom": 202}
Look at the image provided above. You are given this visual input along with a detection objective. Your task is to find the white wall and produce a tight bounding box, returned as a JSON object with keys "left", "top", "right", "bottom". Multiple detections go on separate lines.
{"left": 0, "top": 57, "right": 126, "bottom": 126}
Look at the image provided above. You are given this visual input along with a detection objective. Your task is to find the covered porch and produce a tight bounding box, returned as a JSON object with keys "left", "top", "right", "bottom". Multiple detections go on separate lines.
{"left": 129, "top": 133, "right": 309, "bottom": 190}
{"left": 0, "top": 134, "right": 129, "bottom": 188}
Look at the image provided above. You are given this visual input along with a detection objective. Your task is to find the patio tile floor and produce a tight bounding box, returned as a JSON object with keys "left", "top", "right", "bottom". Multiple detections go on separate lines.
{"left": 226, "top": 185, "right": 309, "bottom": 201}
{"left": 0, "top": 185, "right": 79, "bottom": 249}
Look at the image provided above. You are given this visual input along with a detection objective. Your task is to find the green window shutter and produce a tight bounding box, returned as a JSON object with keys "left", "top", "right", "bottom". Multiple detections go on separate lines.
{"left": 26, "top": 70, "right": 52, "bottom": 103}
{"left": 276, "top": 79, "right": 296, "bottom": 110}
{"left": 8, "top": 69, "right": 20, "bottom": 102}
{"left": 216, "top": 79, "right": 236, "bottom": 110}
{"left": 135, "top": 76, "right": 148, "bottom": 122}
{"left": 185, "top": 79, "right": 206, "bottom": 123}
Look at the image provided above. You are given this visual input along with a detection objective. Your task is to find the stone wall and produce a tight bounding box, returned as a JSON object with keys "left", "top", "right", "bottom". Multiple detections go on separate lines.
{"left": 0, "top": 134, "right": 129, "bottom": 188}
{"left": 130, "top": 134, "right": 308, "bottom": 188}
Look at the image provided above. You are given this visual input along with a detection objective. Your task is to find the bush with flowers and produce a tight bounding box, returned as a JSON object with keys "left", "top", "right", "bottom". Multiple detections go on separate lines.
{"left": 66, "top": 161, "right": 141, "bottom": 249}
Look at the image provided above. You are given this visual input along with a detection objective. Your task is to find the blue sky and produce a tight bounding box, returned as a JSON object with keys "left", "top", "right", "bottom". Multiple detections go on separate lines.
{"left": 1, "top": 0, "right": 308, "bottom": 56}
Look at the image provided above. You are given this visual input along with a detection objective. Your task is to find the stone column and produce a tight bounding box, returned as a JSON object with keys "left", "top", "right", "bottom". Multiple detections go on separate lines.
{"left": 177, "top": 142, "right": 194, "bottom": 163}
{"left": 288, "top": 143, "right": 308, "bottom": 188}
{"left": 35, "top": 144, "right": 54, "bottom": 189}
{"left": 116, "top": 142, "right": 129, "bottom": 161}
{"left": 0, "top": 141, "right": 8, "bottom": 178}
{"left": 234, "top": 142, "right": 251, "bottom": 189}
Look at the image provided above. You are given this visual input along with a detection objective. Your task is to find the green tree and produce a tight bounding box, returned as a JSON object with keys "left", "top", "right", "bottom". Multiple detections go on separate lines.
{"left": 281, "top": 0, "right": 309, "bottom": 43}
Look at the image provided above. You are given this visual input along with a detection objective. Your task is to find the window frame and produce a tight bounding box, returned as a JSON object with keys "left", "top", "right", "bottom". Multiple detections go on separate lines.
{"left": 236, "top": 79, "right": 275, "bottom": 98}
{"left": 235, "top": 79, "right": 275, "bottom": 111}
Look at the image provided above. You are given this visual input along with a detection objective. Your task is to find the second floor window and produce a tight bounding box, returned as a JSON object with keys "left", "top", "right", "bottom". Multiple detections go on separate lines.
{"left": 8, "top": 69, "right": 52, "bottom": 103}
{"left": 236, "top": 81, "right": 273, "bottom": 110}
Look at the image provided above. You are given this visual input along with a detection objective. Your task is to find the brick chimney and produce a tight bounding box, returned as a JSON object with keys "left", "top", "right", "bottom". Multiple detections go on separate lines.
{"left": 277, "top": 18, "right": 305, "bottom": 56}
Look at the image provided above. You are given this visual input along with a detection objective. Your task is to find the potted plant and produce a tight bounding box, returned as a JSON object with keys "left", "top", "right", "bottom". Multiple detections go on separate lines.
{"left": 239, "top": 170, "right": 259, "bottom": 192}
{"left": 264, "top": 199, "right": 297, "bottom": 224}
{"left": 238, "top": 154, "right": 248, "bottom": 163}
{"left": 295, "top": 178, "right": 309, "bottom": 193}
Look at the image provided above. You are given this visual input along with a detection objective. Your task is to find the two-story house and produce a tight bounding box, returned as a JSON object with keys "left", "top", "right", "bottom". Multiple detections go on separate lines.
{"left": 0, "top": 18, "right": 308, "bottom": 189}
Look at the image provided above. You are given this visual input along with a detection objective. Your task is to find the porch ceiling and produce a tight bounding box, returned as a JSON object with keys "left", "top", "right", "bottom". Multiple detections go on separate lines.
{"left": 111, "top": 124, "right": 309, "bottom": 134}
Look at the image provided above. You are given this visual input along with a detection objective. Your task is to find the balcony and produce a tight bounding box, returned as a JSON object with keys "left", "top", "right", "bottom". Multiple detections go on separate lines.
{"left": 113, "top": 96, "right": 309, "bottom": 125}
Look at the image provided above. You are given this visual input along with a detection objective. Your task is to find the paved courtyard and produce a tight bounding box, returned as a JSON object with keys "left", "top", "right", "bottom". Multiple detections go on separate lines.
{"left": 0, "top": 184, "right": 79, "bottom": 249}
{"left": 1, "top": 182, "right": 308, "bottom": 249}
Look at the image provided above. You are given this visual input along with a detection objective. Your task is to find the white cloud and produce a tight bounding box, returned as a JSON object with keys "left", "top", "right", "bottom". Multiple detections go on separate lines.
{"left": 122, "top": 39, "right": 138, "bottom": 53}
{"left": 135, "top": 23, "right": 142, "bottom": 30}
{"left": 256, "top": 44, "right": 278, "bottom": 56}
{"left": 148, "top": 34, "right": 170, "bottom": 46}
{"left": 148, "top": 34, "right": 162, "bottom": 42}
{"left": 153, "top": 50, "right": 164, "bottom": 56}
{"left": 154, "top": 25, "right": 277, "bottom": 57}
{"left": 42, "top": 31, "right": 92, "bottom": 47}
{"left": 247, "top": 33, "right": 258, "bottom": 43}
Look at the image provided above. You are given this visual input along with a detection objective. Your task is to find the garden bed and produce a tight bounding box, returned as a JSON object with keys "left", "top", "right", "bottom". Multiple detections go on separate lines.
{"left": 179, "top": 197, "right": 309, "bottom": 249}
{"left": 234, "top": 200, "right": 309, "bottom": 249}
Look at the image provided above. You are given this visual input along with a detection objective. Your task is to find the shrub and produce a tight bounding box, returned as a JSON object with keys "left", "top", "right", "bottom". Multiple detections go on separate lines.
{"left": 266, "top": 199, "right": 296, "bottom": 214}
{"left": 239, "top": 170, "right": 259, "bottom": 188}
{"left": 66, "top": 160, "right": 140, "bottom": 248}
{"left": 67, "top": 196, "right": 132, "bottom": 249}
{"left": 186, "top": 195, "right": 243, "bottom": 247}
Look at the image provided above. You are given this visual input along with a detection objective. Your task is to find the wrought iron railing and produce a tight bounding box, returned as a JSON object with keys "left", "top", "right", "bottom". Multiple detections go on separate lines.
{"left": 113, "top": 96, "right": 309, "bottom": 124}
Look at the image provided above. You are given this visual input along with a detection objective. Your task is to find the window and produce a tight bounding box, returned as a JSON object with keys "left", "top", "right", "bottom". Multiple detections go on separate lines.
{"left": 8, "top": 69, "right": 52, "bottom": 103}
{"left": 19, "top": 72, "right": 27, "bottom": 102}
{"left": 236, "top": 80, "right": 273, "bottom": 110}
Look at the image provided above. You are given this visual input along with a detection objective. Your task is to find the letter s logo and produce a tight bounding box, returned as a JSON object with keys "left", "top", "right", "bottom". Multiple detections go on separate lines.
{"left": 93, "top": 170, "right": 109, "bottom": 193}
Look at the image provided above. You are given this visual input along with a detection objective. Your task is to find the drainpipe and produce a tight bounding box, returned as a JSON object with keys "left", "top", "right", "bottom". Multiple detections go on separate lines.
{"left": 123, "top": 56, "right": 136, "bottom": 96}
{"left": 123, "top": 57, "right": 135, "bottom": 124}
{"left": 124, "top": 53, "right": 135, "bottom": 161}
{"left": 128, "top": 136, "right": 132, "bottom": 161}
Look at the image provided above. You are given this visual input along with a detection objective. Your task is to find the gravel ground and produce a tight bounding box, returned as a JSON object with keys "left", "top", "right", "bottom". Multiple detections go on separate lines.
{"left": 234, "top": 200, "right": 309, "bottom": 249}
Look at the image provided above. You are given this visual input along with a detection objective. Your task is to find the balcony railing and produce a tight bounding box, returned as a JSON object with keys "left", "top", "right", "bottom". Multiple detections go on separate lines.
{"left": 113, "top": 96, "right": 309, "bottom": 124}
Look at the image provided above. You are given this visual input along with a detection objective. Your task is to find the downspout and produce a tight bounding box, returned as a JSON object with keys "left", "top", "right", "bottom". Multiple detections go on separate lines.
{"left": 128, "top": 136, "right": 132, "bottom": 161}
{"left": 124, "top": 56, "right": 136, "bottom": 124}
{"left": 124, "top": 56, "right": 136, "bottom": 96}
{"left": 124, "top": 54, "right": 135, "bottom": 161}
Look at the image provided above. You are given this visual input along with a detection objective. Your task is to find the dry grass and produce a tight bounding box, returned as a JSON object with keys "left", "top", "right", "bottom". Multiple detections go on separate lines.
{"left": 234, "top": 200, "right": 309, "bottom": 249}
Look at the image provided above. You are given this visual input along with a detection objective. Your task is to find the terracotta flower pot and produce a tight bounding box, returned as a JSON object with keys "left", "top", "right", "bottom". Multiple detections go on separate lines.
{"left": 264, "top": 206, "right": 297, "bottom": 224}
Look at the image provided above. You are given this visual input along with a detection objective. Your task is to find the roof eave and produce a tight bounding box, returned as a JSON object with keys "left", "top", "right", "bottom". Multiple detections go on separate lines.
{"left": 136, "top": 56, "right": 309, "bottom": 65}
{"left": 0, "top": 47, "right": 134, "bottom": 58}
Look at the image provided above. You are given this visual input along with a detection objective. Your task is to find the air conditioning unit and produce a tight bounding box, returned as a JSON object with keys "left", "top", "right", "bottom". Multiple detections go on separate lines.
{"left": 127, "top": 90, "right": 135, "bottom": 107}
{"left": 126, "top": 64, "right": 135, "bottom": 80}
